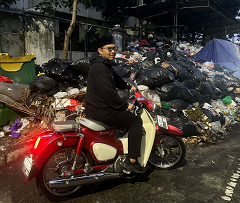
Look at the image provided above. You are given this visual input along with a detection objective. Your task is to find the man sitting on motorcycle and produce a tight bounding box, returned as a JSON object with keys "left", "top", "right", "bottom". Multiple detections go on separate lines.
{"left": 85, "top": 36, "right": 146, "bottom": 173}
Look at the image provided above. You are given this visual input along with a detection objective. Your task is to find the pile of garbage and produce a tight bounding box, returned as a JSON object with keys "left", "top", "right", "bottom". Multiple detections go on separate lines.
{"left": 125, "top": 37, "right": 203, "bottom": 57}
{"left": 1, "top": 44, "right": 240, "bottom": 149}
{"left": 0, "top": 58, "right": 88, "bottom": 149}
{"left": 113, "top": 47, "right": 240, "bottom": 146}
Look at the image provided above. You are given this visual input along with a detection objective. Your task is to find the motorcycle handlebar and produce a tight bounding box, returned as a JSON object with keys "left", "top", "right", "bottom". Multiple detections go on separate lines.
{"left": 127, "top": 88, "right": 141, "bottom": 116}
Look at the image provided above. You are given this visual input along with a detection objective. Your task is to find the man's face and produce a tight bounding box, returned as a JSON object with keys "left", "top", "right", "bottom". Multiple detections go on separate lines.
{"left": 98, "top": 44, "right": 116, "bottom": 61}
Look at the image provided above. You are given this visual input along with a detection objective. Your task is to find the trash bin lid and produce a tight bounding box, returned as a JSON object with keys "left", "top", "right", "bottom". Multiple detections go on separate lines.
{"left": 0, "top": 53, "right": 35, "bottom": 71}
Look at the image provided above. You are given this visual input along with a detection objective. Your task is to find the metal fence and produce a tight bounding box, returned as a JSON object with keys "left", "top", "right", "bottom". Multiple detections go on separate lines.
{"left": 0, "top": 33, "right": 25, "bottom": 57}
{"left": 0, "top": 11, "right": 25, "bottom": 57}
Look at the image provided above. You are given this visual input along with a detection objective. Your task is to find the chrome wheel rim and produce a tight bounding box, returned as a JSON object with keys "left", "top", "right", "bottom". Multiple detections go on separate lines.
{"left": 43, "top": 147, "right": 87, "bottom": 196}
{"left": 149, "top": 135, "right": 183, "bottom": 168}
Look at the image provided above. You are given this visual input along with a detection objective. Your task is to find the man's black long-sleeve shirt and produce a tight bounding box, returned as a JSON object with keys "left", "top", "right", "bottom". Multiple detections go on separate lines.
{"left": 85, "top": 54, "right": 130, "bottom": 120}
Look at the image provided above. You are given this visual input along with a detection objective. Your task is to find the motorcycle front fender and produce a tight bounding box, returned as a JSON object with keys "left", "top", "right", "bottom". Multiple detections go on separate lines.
{"left": 26, "top": 133, "right": 79, "bottom": 181}
{"left": 138, "top": 108, "right": 156, "bottom": 167}
{"left": 156, "top": 125, "right": 183, "bottom": 136}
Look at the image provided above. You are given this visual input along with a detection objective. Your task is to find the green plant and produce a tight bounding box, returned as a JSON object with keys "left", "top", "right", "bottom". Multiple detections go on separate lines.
{"left": 0, "top": 102, "right": 9, "bottom": 109}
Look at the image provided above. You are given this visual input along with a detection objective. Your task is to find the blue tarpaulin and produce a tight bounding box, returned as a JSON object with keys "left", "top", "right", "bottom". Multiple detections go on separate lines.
{"left": 193, "top": 38, "right": 240, "bottom": 72}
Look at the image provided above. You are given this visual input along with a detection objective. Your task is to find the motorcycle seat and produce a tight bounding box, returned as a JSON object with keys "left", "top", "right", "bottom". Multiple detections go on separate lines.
{"left": 79, "top": 117, "right": 111, "bottom": 131}
{"left": 53, "top": 120, "right": 79, "bottom": 131}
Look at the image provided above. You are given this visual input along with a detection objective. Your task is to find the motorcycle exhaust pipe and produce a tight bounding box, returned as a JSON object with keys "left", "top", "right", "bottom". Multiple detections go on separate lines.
{"left": 49, "top": 172, "right": 120, "bottom": 189}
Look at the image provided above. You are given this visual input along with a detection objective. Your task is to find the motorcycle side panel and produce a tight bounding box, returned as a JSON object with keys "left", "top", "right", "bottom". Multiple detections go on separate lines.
{"left": 138, "top": 108, "right": 156, "bottom": 167}
{"left": 92, "top": 143, "right": 117, "bottom": 161}
{"left": 82, "top": 127, "right": 124, "bottom": 163}
{"left": 33, "top": 135, "right": 79, "bottom": 173}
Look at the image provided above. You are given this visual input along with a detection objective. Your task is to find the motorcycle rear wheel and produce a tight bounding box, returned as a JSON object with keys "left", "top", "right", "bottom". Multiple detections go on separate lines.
{"left": 149, "top": 135, "right": 186, "bottom": 169}
{"left": 36, "top": 147, "right": 90, "bottom": 202}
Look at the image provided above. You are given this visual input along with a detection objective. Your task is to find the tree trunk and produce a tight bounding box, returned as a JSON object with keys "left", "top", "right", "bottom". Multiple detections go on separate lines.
{"left": 62, "top": 0, "right": 78, "bottom": 59}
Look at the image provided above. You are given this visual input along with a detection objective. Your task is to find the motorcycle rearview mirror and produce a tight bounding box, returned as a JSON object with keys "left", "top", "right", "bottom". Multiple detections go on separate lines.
{"left": 133, "top": 80, "right": 138, "bottom": 88}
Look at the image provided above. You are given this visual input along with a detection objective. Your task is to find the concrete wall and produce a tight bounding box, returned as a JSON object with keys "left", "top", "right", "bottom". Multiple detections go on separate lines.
{"left": 25, "top": 18, "right": 55, "bottom": 65}
{"left": 0, "top": 12, "right": 25, "bottom": 57}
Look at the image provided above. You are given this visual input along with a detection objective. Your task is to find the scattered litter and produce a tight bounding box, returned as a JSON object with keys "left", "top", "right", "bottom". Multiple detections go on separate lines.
{"left": 0, "top": 132, "right": 4, "bottom": 138}
{"left": 0, "top": 146, "right": 6, "bottom": 151}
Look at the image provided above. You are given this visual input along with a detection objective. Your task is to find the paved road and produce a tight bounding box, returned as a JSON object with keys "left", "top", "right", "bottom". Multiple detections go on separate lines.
{"left": 0, "top": 123, "right": 240, "bottom": 203}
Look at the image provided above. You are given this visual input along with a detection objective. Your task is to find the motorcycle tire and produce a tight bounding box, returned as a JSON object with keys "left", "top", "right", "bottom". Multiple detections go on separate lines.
{"left": 149, "top": 134, "right": 186, "bottom": 169}
{"left": 36, "top": 146, "right": 93, "bottom": 202}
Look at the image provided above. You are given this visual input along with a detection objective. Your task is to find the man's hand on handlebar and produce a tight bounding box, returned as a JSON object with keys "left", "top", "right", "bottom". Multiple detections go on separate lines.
{"left": 130, "top": 86, "right": 137, "bottom": 92}
{"left": 128, "top": 102, "right": 135, "bottom": 111}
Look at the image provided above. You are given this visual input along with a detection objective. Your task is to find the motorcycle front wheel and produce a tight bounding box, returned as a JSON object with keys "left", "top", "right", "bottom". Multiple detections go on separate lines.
{"left": 36, "top": 147, "right": 91, "bottom": 202}
{"left": 149, "top": 134, "right": 186, "bottom": 169}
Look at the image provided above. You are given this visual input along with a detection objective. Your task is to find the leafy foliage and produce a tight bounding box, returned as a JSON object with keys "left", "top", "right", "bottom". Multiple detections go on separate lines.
{"left": 0, "top": 0, "right": 19, "bottom": 8}
{"left": 35, "top": 0, "right": 137, "bottom": 26}
{"left": 35, "top": 0, "right": 92, "bottom": 15}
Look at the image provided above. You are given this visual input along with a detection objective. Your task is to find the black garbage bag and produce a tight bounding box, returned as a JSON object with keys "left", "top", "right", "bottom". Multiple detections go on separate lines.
{"left": 70, "top": 57, "right": 90, "bottom": 76}
{"left": 189, "top": 89, "right": 204, "bottom": 103}
{"left": 201, "top": 108, "right": 213, "bottom": 122}
{"left": 182, "top": 79, "right": 197, "bottom": 89}
{"left": 176, "top": 61, "right": 195, "bottom": 73}
{"left": 41, "top": 58, "right": 79, "bottom": 82}
{"left": 197, "top": 81, "right": 212, "bottom": 95}
{"left": 79, "top": 76, "right": 88, "bottom": 87}
{"left": 180, "top": 119, "right": 199, "bottom": 137}
{"left": 158, "top": 47, "right": 174, "bottom": 58}
{"left": 173, "top": 50, "right": 188, "bottom": 61}
{"left": 207, "top": 80, "right": 216, "bottom": 90}
{"left": 201, "top": 108, "right": 222, "bottom": 123}
{"left": 143, "top": 50, "right": 156, "bottom": 59}
{"left": 167, "top": 99, "right": 190, "bottom": 110}
{"left": 57, "top": 81, "right": 83, "bottom": 92}
{"left": 219, "top": 112, "right": 226, "bottom": 125}
{"left": 161, "top": 109, "right": 199, "bottom": 137}
{"left": 166, "top": 61, "right": 192, "bottom": 81}
{"left": 213, "top": 76, "right": 228, "bottom": 91}
{"left": 113, "top": 65, "right": 131, "bottom": 78}
{"left": 137, "top": 66, "right": 175, "bottom": 88}
{"left": 155, "top": 81, "right": 194, "bottom": 103}
{"left": 211, "top": 88, "right": 222, "bottom": 99}
{"left": 192, "top": 67, "right": 206, "bottom": 82}
{"left": 141, "top": 58, "right": 155, "bottom": 69}
{"left": 177, "top": 62, "right": 205, "bottom": 82}
{"left": 46, "top": 87, "right": 60, "bottom": 96}
{"left": 124, "top": 62, "right": 142, "bottom": 80}
{"left": 30, "top": 74, "right": 58, "bottom": 93}
{"left": 202, "top": 95, "right": 212, "bottom": 103}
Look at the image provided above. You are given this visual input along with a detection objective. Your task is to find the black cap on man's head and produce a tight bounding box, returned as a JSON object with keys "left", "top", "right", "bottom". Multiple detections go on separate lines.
{"left": 97, "top": 36, "right": 114, "bottom": 48}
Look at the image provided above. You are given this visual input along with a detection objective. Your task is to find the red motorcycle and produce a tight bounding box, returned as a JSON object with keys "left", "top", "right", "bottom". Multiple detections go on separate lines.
{"left": 22, "top": 90, "right": 186, "bottom": 201}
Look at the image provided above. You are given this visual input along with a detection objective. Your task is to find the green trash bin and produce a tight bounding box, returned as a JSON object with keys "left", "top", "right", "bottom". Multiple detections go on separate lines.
{"left": 0, "top": 108, "right": 23, "bottom": 126}
{"left": 0, "top": 53, "right": 36, "bottom": 85}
